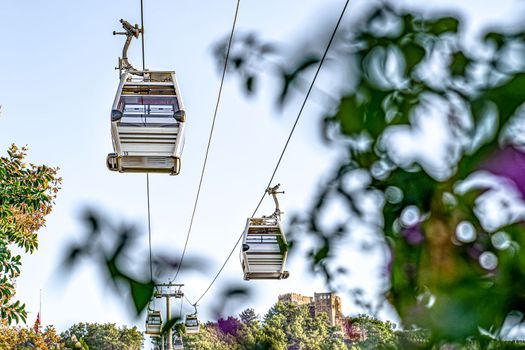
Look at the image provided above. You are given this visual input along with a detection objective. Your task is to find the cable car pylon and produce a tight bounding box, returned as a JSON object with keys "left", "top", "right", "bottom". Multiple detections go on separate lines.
{"left": 107, "top": 19, "right": 187, "bottom": 175}
{"left": 147, "top": 282, "right": 184, "bottom": 350}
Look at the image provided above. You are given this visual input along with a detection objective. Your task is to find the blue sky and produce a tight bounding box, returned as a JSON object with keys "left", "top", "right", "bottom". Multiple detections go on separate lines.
{"left": 0, "top": 0, "right": 523, "bottom": 346}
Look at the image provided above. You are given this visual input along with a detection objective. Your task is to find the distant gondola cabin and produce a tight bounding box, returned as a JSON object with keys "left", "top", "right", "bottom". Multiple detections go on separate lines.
{"left": 174, "top": 336, "right": 184, "bottom": 350}
{"left": 145, "top": 309, "right": 162, "bottom": 335}
{"left": 241, "top": 216, "right": 289, "bottom": 280}
{"left": 185, "top": 314, "right": 199, "bottom": 335}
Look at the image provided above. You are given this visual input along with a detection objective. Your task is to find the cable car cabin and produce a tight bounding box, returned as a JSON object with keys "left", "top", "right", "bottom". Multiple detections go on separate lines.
{"left": 174, "top": 336, "right": 184, "bottom": 350}
{"left": 185, "top": 314, "right": 199, "bottom": 334}
{"left": 145, "top": 309, "right": 162, "bottom": 336}
{"left": 107, "top": 70, "right": 186, "bottom": 175}
{"left": 241, "top": 216, "right": 289, "bottom": 280}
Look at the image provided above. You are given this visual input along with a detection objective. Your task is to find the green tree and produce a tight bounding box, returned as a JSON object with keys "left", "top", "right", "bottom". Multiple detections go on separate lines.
{"left": 0, "top": 324, "right": 62, "bottom": 349}
{"left": 182, "top": 322, "right": 232, "bottom": 350}
{"left": 221, "top": 2, "right": 525, "bottom": 346}
{"left": 0, "top": 144, "right": 60, "bottom": 324}
{"left": 259, "top": 302, "right": 292, "bottom": 350}
{"left": 257, "top": 301, "right": 344, "bottom": 350}
{"left": 348, "top": 314, "right": 397, "bottom": 350}
{"left": 237, "top": 308, "right": 262, "bottom": 350}
{"left": 239, "top": 308, "right": 259, "bottom": 326}
{"left": 176, "top": 302, "right": 344, "bottom": 349}
{"left": 320, "top": 328, "right": 347, "bottom": 350}
{"left": 61, "top": 322, "right": 143, "bottom": 350}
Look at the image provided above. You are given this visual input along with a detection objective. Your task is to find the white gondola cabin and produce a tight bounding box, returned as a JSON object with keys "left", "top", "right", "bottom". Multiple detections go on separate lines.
{"left": 241, "top": 185, "right": 289, "bottom": 280}
{"left": 241, "top": 216, "right": 289, "bottom": 280}
{"left": 185, "top": 314, "right": 200, "bottom": 335}
{"left": 107, "top": 70, "right": 186, "bottom": 175}
{"left": 145, "top": 309, "right": 162, "bottom": 336}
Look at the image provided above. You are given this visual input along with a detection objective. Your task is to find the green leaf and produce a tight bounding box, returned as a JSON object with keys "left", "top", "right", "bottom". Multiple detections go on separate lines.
{"left": 484, "top": 73, "right": 525, "bottom": 126}
{"left": 128, "top": 278, "right": 154, "bottom": 314}
{"left": 449, "top": 51, "right": 469, "bottom": 77}
{"left": 311, "top": 245, "right": 329, "bottom": 264}
{"left": 245, "top": 75, "right": 256, "bottom": 95}
{"left": 484, "top": 32, "right": 506, "bottom": 50}
{"left": 430, "top": 17, "right": 459, "bottom": 35}
{"left": 402, "top": 42, "right": 425, "bottom": 72}
{"left": 337, "top": 96, "right": 362, "bottom": 134}
{"left": 278, "top": 55, "right": 320, "bottom": 106}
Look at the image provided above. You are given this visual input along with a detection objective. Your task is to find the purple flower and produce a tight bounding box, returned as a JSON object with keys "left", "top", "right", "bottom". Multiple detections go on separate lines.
{"left": 481, "top": 146, "right": 525, "bottom": 198}
{"left": 402, "top": 224, "right": 425, "bottom": 245}
{"left": 217, "top": 316, "right": 242, "bottom": 337}
{"left": 467, "top": 243, "right": 484, "bottom": 260}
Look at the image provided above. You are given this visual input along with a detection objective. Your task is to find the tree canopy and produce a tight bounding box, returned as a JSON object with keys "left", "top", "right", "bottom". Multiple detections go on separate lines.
{"left": 174, "top": 302, "right": 345, "bottom": 350}
{"left": 0, "top": 324, "right": 62, "bottom": 349}
{"left": 0, "top": 144, "right": 60, "bottom": 324}
{"left": 61, "top": 322, "right": 143, "bottom": 350}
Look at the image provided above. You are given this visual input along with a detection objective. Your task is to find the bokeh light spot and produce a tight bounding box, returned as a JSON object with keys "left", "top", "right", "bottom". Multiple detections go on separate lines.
{"left": 400, "top": 206, "right": 420, "bottom": 227}
{"left": 479, "top": 251, "right": 498, "bottom": 270}
{"left": 456, "top": 221, "right": 477, "bottom": 243}
{"left": 491, "top": 231, "right": 511, "bottom": 250}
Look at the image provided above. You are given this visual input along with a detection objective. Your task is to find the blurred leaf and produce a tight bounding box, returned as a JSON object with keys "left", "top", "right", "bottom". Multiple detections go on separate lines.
{"left": 311, "top": 244, "right": 330, "bottom": 264}
{"left": 484, "top": 32, "right": 506, "bottom": 50}
{"left": 457, "top": 145, "right": 496, "bottom": 180}
{"left": 82, "top": 211, "right": 100, "bottom": 235}
{"left": 260, "top": 43, "right": 277, "bottom": 54}
{"left": 402, "top": 42, "right": 426, "bottom": 72}
{"left": 64, "top": 246, "right": 83, "bottom": 266}
{"left": 128, "top": 278, "right": 154, "bottom": 314}
{"left": 430, "top": 17, "right": 459, "bottom": 35}
{"left": 484, "top": 73, "right": 525, "bottom": 126}
{"left": 160, "top": 317, "right": 181, "bottom": 335}
{"left": 450, "top": 51, "right": 470, "bottom": 77}
{"left": 337, "top": 96, "right": 362, "bottom": 134}
{"left": 64, "top": 210, "right": 156, "bottom": 318}
{"left": 222, "top": 287, "right": 249, "bottom": 299}
{"left": 374, "top": 168, "right": 437, "bottom": 211}
{"left": 245, "top": 75, "right": 256, "bottom": 95}
{"left": 278, "top": 55, "right": 320, "bottom": 105}
{"left": 152, "top": 254, "right": 209, "bottom": 277}
{"left": 212, "top": 284, "right": 252, "bottom": 318}
{"left": 232, "top": 56, "right": 244, "bottom": 69}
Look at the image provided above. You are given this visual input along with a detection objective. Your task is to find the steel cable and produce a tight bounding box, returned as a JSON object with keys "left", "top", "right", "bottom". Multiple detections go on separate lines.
{"left": 171, "top": 0, "right": 242, "bottom": 282}
{"left": 191, "top": 0, "right": 350, "bottom": 306}
{"left": 138, "top": 0, "right": 154, "bottom": 284}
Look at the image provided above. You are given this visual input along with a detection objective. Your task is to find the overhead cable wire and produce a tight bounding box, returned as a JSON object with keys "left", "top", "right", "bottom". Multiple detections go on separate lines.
{"left": 184, "top": 295, "right": 195, "bottom": 309}
{"left": 172, "top": 0, "right": 241, "bottom": 282}
{"left": 146, "top": 175, "right": 153, "bottom": 281}
{"left": 140, "top": 0, "right": 146, "bottom": 71}
{"left": 138, "top": 0, "right": 154, "bottom": 283}
{"left": 191, "top": 0, "right": 350, "bottom": 306}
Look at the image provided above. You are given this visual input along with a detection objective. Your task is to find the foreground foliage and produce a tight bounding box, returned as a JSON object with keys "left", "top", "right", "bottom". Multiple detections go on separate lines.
{"left": 219, "top": 1, "right": 525, "bottom": 345}
{"left": 0, "top": 145, "right": 60, "bottom": 324}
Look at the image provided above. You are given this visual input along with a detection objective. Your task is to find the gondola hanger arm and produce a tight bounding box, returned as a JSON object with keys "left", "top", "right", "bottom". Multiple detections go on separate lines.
{"left": 267, "top": 184, "right": 284, "bottom": 220}
{"left": 113, "top": 19, "right": 143, "bottom": 74}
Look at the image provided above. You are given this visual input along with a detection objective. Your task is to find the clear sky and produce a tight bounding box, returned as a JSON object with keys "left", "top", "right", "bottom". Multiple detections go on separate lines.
{"left": 0, "top": 0, "right": 523, "bottom": 347}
